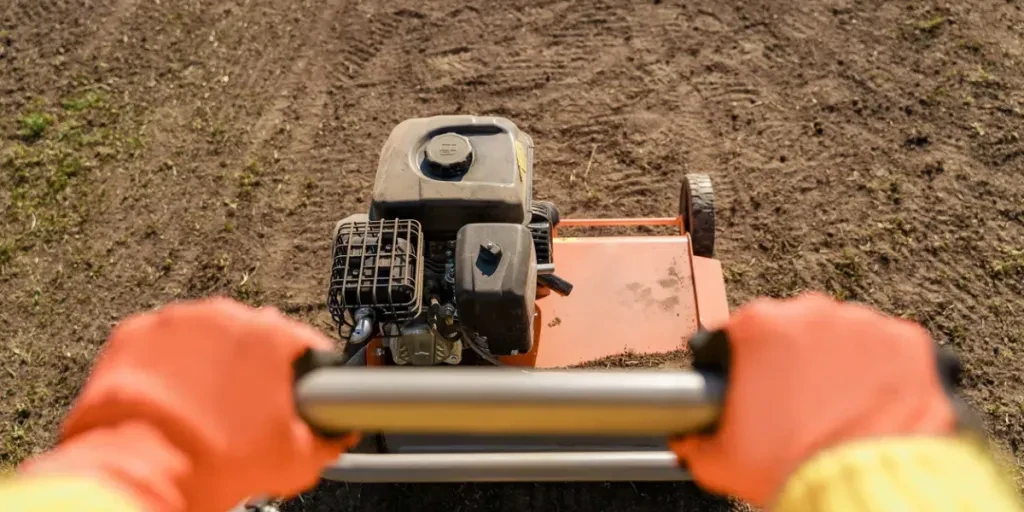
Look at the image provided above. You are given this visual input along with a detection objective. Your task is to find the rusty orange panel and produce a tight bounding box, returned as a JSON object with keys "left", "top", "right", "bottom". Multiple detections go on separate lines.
{"left": 528, "top": 236, "right": 700, "bottom": 368}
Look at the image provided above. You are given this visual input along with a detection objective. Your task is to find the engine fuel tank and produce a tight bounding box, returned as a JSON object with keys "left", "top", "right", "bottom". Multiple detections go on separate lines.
{"left": 370, "top": 115, "right": 533, "bottom": 237}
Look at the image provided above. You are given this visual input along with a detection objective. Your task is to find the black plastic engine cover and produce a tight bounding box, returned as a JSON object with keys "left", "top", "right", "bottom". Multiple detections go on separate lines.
{"left": 370, "top": 116, "right": 534, "bottom": 237}
{"left": 455, "top": 223, "right": 536, "bottom": 355}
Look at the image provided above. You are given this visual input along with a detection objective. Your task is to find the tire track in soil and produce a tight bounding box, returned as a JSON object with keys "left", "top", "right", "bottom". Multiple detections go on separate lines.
{"left": 524, "top": 0, "right": 702, "bottom": 217}
{"left": 198, "top": 0, "right": 320, "bottom": 139}
{"left": 63, "top": 0, "right": 261, "bottom": 307}
{"left": 252, "top": 4, "right": 410, "bottom": 308}
{"left": 407, "top": 0, "right": 629, "bottom": 98}
{"left": 506, "top": 0, "right": 632, "bottom": 91}
{"left": 334, "top": 10, "right": 405, "bottom": 86}
{"left": 244, "top": 0, "right": 352, "bottom": 155}
{"left": 290, "top": 7, "right": 405, "bottom": 155}
{"left": 247, "top": 3, "right": 406, "bottom": 155}
{"left": 76, "top": 0, "right": 139, "bottom": 61}
{"left": 147, "top": 0, "right": 347, "bottom": 303}
{"left": 3, "top": 0, "right": 58, "bottom": 25}
{"left": 1, "top": 0, "right": 128, "bottom": 94}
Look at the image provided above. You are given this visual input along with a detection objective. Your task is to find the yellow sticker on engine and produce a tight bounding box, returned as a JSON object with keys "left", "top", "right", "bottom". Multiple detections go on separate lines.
{"left": 514, "top": 140, "right": 528, "bottom": 183}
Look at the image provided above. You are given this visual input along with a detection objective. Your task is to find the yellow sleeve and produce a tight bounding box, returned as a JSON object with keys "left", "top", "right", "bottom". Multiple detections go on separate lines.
{"left": 0, "top": 476, "right": 141, "bottom": 512}
{"left": 775, "top": 436, "right": 1024, "bottom": 512}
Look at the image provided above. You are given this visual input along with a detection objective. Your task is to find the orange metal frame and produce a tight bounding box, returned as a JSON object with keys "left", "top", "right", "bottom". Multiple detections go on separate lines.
{"left": 553, "top": 216, "right": 685, "bottom": 237}
{"left": 366, "top": 215, "right": 730, "bottom": 369}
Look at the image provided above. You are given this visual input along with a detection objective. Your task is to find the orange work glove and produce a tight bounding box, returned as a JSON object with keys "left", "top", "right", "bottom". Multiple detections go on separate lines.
{"left": 670, "top": 292, "right": 957, "bottom": 507}
{"left": 19, "top": 298, "right": 356, "bottom": 512}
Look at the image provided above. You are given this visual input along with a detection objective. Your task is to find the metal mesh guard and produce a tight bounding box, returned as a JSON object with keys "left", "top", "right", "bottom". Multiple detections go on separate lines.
{"left": 328, "top": 219, "right": 423, "bottom": 326}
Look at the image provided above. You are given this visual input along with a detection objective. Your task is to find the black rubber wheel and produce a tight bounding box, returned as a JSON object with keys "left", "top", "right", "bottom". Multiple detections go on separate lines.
{"left": 679, "top": 174, "right": 715, "bottom": 258}
{"left": 533, "top": 200, "right": 561, "bottom": 227}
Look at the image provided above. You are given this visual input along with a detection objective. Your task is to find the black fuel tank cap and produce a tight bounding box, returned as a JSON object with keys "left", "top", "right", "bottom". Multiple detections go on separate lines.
{"left": 425, "top": 133, "right": 473, "bottom": 177}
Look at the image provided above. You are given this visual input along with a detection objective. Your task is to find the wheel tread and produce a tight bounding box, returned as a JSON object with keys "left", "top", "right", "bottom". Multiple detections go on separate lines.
{"left": 681, "top": 174, "right": 715, "bottom": 258}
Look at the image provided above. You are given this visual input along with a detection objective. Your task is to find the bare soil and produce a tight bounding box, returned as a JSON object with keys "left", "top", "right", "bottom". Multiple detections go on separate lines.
{"left": 2, "top": 0, "right": 1023, "bottom": 510}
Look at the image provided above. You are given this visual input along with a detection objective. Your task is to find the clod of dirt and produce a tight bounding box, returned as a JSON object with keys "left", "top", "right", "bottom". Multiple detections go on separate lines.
{"left": 904, "top": 133, "right": 931, "bottom": 148}
{"left": 922, "top": 161, "right": 946, "bottom": 180}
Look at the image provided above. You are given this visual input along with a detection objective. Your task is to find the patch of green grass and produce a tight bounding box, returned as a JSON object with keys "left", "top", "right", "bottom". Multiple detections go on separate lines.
{"left": 887, "top": 180, "right": 902, "bottom": 205}
{"left": 49, "top": 155, "right": 84, "bottom": 193}
{"left": 832, "top": 247, "right": 865, "bottom": 281}
{"left": 233, "top": 278, "right": 263, "bottom": 304}
{"left": 160, "top": 256, "right": 174, "bottom": 274}
{"left": 5, "top": 143, "right": 89, "bottom": 210}
{"left": 825, "top": 247, "right": 867, "bottom": 301}
{"left": 959, "top": 39, "right": 984, "bottom": 53}
{"left": 916, "top": 16, "right": 948, "bottom": 33}
{"left": 2, "top": 88, "right": 142, "bottom": 241}
{"left": 60, "top": 91, "right": 105, "bottom": 112}
{"left": 210, "top": 123, "right": 227, "bottom": 141}
{"left": 16, "top": 112, "right": 55, "bottom": 142}
{"left": 1, "top": 423, "right": 29, "bottom": 464}
{"left": 236, "top": 159, "right": 263, "bottom": 197}
{"left": 0, "top": 240, "right": 14, "bottom": 268}
{"left": 990, "top": 249, "right": 1024, "bottom": 279}
{"left": 80, "top": 128, "right": 114, "bottom": 147}
{"left": 55, "top": 119, "right": 85, "bottom": 145}
{"left": 304, "top": 178, "right": 318, "bottom": 192}
{"left": 967, "top": 66, "right": 997, "bottom": 85}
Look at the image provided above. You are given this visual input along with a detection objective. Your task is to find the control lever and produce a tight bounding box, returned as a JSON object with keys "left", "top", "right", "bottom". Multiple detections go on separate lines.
{"left": 538, "top": 273, "right": 574, "bottom": 296}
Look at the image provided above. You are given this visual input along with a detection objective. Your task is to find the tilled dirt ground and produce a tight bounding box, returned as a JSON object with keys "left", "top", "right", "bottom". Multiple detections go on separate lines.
{"left": 2, "top": 0, "right": 1023, "bottom": 510}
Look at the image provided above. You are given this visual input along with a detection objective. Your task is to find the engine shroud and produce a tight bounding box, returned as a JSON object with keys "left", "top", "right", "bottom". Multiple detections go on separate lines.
{"left": 370, "top": 115, "right": 534, "bottom": 237}
{"left": 328, "top": 115, "right": 560, "bottom": 365}
{"left": 455, "top": 223, "right": 537, "bottom": 356}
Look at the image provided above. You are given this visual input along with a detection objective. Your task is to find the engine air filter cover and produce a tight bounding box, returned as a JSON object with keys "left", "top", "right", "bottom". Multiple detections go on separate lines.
{"left": 327, "top": 217, "right": 424, "bottom": 325}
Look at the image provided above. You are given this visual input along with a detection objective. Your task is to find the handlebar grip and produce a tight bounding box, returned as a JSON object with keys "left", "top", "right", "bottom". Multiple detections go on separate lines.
{"left": 292, "top": 331, "right": 972, "bottom": 437}
{"left": 293, "top": 359, "right": 725, "bottom": 436}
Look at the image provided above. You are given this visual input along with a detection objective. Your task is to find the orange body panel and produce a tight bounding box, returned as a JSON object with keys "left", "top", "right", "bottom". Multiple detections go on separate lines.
{"left": 555, "top": 216, "right": 684, "bottom": 232}
{"left": 692, "top": 256, "right": 730, "bottom": 330}
{"left": 509, "top": 236, "right": 700, "bottom": 367}
{"left": 364, "top": 216, "right": 729, "bottom": 369}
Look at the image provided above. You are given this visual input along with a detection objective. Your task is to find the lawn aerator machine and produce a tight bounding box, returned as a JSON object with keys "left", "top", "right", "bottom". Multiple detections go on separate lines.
{"left": 296, "top": 115, "right": 730, "bottom": 483}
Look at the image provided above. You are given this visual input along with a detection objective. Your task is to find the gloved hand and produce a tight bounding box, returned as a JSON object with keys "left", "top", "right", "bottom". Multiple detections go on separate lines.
{"left": 19, "top": 298, "right": 356, "bottom": 512}
{"left": 670, "top": 293, "right": 957, "bottom": 507}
